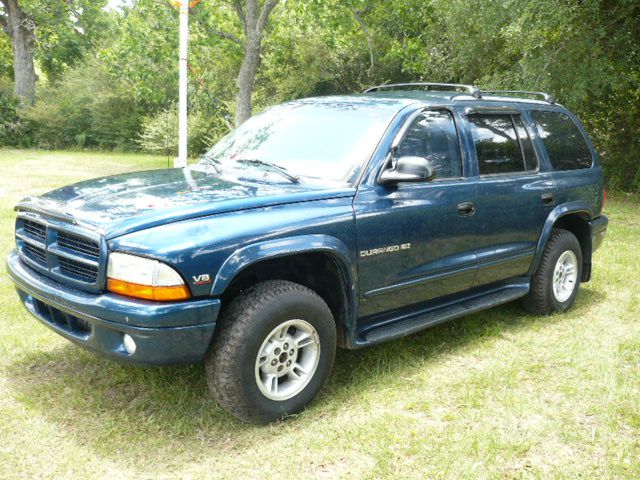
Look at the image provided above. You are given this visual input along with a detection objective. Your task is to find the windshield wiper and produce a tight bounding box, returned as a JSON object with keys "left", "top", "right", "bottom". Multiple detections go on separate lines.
{"left": 237, "top": 159, "right": 300, "bottom": 184}
{"left": 199, "top": 154, "right": 222, "bottom": 173}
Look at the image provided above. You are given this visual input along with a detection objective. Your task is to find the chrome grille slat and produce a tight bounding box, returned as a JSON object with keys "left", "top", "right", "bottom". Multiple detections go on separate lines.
{"left": 15, "top": 231, "right": 45, "bottom": 248}
{"left": 48, "top": 245, "right": 99, "bottom": 267}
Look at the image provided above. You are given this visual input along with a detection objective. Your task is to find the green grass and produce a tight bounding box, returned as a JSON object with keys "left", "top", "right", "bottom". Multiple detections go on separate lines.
{"left": 1, "top": 148, "right": 639, "bottom": 479}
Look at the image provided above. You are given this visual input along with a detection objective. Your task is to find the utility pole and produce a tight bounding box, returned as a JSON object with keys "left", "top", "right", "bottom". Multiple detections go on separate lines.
{"left": 175, "top": 0, "right": 189, "bottom": 168}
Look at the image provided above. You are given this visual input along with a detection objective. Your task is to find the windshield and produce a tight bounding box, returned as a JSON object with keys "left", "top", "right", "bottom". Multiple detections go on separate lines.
{"left": 200, "top": 100, "right": 398, "bottom": 184}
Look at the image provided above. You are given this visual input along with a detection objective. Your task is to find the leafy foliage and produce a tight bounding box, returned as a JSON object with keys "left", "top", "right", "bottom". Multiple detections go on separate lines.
{"left": 21, "top": 60, "right": 143, "bottom": 150}
{"left": 1, "top": 0, "right": 639, "bottom": 190}
{"left": 138, "top": 106, "right": 226, "bottom": 157}
{"left": 0, "top": 78, "right": 24, "bottom": 145}
{"left": 1, "top": 0, "right": 111, "bottom": 80}
{"left": 0, "top": 34, "right": 11, "bottom": 79}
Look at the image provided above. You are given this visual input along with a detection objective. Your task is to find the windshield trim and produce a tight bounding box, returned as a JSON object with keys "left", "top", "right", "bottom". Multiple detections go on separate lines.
{"left": 352, "top": 102, "right": 419, "bottom": 187}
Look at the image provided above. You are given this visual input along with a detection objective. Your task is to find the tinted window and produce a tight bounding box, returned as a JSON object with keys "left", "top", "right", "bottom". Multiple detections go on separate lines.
{"left": 397, "top": 110, "right": 462, "bottom": 179}
{"left": 512, "top": 116, "right": 538, "bottom": 171}
{"left": 468, "top": 114, "right": 526, "bottom": 175}
{"left": 530, "top": 110, "right": 593, "bottom": 170}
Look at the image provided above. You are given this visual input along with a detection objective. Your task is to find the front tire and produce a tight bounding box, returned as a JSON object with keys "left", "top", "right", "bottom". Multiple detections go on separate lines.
{"left": 205, "top": 280, "right": 336, "bottom": 424}
{"left": 524, "top": 228, "right": 582, "bottom": 315}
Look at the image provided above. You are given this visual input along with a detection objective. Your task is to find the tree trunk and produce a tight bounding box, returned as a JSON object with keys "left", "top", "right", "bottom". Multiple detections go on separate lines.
{"left": 235, "top": 37, "right": 261, "bottom": 125}
{"left": 233, "top": 0, "right": 279, "bottom": 126}
{"left": 1, "top": 0, "right": 37, "bottom": 104}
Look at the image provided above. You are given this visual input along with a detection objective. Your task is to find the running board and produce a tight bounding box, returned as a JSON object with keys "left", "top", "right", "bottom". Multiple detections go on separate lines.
{"left": 357, "top": 285, "right": 529, "bottom": 346}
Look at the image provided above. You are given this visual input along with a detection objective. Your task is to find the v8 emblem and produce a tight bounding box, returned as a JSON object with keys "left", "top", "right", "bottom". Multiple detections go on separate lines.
{"left": 192, "top": 274, "right": 211, "bottom": 285}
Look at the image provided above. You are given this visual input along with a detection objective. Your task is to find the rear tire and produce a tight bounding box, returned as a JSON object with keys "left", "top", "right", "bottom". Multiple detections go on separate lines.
{"left": 524, "top": 228, "right": 582, "bottom": 315}
{"left": 205, "top": 280, "right": 336, "bottom": 424}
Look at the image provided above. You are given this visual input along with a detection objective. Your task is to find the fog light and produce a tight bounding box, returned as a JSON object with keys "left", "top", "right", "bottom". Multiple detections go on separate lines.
{"left": 123, "top": 334, "right": 137, "bottom": 355}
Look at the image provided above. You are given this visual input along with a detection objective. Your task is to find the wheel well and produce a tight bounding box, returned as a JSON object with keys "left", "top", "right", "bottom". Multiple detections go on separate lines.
{"left": 220, "top": 252, "right": 352, "bottom": 347}
{"left": 553, "top": 213, "right": 592, "bottom": 281}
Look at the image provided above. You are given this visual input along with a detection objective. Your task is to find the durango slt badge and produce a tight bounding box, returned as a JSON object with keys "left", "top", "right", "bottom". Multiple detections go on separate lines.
{"left": 360, "top": 243, "right": 411, "bottom": 257}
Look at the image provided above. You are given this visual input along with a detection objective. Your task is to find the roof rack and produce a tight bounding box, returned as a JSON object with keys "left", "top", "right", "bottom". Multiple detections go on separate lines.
{"left": 364, "top": 82, "right": 481, "bottom": 99}
{"left": 481, "top": 90, "right": 556, "bottom": 104}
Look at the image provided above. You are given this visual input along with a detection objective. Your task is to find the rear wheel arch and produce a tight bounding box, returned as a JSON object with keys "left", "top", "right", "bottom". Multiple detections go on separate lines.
{"left": 552, "top": 213, "right": 592, "bottom": 281}
{"left": 531, "top": 204, "right": 594, "bottom": 282}
{"left": 524, "top": 228, "right": 583, "bottom": 315}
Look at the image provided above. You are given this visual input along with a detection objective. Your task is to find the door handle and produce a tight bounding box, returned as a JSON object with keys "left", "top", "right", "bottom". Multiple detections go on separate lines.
{"left": 457, "top": 201, "right": 476, "bottom": 217}
{"left": 541, "top": 193, "right": 555, "bottom": 205}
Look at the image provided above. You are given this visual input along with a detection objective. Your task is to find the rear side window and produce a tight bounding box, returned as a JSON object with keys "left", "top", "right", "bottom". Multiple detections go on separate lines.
{"left": 530, "top": 110, "right": 593, "bottom": 170}
{"left": 512, "top": 116, "right": 538, "bottom": 171}
{"left": 396, "top": 110, "right": 462, "bottom": 179}
{"left": 468, "top": 114, "right": 537, "bottom": 175}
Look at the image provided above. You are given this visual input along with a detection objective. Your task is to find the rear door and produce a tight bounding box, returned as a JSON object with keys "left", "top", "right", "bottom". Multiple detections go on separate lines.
{"left": 466, "top": 110, "right": 556, "bottom": 286}
{"left": 354, "top": 108, "right": 478, "bottom": 318}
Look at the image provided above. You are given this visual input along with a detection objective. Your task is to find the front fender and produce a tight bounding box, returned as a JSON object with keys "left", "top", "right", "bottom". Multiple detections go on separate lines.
{"left": 211, "top": 233, "right": 358, "bottom": 305}
{"left": 528, "top": 200, "right": 594, "bottom": 276}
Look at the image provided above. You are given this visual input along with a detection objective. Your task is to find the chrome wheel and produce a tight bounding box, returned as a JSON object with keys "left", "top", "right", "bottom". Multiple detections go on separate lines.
{"left": 552, "top": 250, "right": 578, "bottom": 302}
{"left": 255, "top": 319, "right": 320, "bottom": 401}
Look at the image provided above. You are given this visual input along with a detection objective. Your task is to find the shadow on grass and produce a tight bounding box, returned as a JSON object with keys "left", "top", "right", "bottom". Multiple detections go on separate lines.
{"left": 5, "top": 288, "right": 605, "bottom": 460}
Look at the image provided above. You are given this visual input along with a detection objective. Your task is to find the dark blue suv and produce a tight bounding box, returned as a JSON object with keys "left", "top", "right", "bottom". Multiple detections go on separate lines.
{"left": 7, "top": 83, "right": 608, "bottom": 423}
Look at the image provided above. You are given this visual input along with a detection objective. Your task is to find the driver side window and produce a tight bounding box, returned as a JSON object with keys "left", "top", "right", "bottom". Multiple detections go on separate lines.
{"left": 396, "top": 110, "right": 462, "bottom": 179}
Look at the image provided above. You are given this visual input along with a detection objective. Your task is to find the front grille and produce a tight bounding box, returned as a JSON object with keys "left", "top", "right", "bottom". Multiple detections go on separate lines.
{"left": 59, "top": 257, "right": 99, "bottom": 282}
{"left": 24, "top": 242, "right": 47, "bottom": 264}
{"left": 24, "top": 220, "right": 46, "bottom": 241}
{"left": 58, "top": 232, "right": 100, "bottom": 258}
{"left": 16, "top": 215, "right": 103, "bottom": 289}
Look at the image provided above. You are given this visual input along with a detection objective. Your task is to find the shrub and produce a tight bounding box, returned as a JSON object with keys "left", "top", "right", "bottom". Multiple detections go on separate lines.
{"left": 138, "top": 106, "right": 229, "bottom": 158}
{"left": 0, "top": 79, "right": 32, "bottom": 147}
{"left": 20, "top": 61, "right": 143, "bottom": 151}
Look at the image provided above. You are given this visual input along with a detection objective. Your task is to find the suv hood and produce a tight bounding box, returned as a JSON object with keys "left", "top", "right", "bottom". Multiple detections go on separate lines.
{"left": 17, "top": 167, "right": 355, "bottom": 239}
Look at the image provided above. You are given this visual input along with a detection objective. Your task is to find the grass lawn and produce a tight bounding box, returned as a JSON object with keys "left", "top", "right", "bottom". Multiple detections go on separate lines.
{"left": 0, "top": 148, "right": 639, "bottom": 479}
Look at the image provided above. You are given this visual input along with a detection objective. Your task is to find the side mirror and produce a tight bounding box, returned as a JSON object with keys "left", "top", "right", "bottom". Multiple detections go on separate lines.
{"left": 379, "top": 156, "right": 436, "bottom": 185}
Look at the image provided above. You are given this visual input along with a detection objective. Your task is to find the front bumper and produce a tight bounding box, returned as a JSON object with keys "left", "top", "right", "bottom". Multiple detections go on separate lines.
{"left": 7, "top": 250, "right": 220, "bottom": 365}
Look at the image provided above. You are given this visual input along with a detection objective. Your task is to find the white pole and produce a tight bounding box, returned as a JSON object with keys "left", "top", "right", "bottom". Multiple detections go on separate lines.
{"left": 175, "top": 1, "right": 189, "bottom": 168}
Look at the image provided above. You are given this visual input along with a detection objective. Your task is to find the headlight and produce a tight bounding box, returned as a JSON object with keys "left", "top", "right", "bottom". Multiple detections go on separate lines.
{"left": 107, "top": 252, "right": 191, "bottom": 301}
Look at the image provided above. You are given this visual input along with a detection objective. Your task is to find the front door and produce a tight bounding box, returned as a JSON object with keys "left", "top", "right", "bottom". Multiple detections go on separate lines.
{"left": 354, "top": 109, "right": 478, "bottom": 318}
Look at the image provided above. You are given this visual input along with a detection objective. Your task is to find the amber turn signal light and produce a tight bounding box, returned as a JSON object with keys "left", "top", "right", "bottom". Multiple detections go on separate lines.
{"left": 107, "top": 278, "right": 191, "bottom": 301}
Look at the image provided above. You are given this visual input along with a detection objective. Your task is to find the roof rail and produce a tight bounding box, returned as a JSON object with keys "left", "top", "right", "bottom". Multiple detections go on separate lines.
{"left": 481, "top": 90, "right": 556, "bottom": 104}
{"left": 364, "top": 82, "right": 481, "bottom": 99}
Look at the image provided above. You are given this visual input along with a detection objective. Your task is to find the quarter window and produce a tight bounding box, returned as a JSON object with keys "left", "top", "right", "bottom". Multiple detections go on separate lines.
{"left": 468, "top": 114, "right": 537, "bottom": 175}
{"left": 530, "top": 110, "right": 593, "bottom": 170}
{"left": 396, "top": 110, "right": 462, "bottom": 179}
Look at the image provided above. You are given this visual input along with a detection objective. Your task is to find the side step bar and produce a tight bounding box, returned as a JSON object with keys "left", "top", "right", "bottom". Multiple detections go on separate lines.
{"left": 357, "top": 285, "right": 529, "bottom": 346}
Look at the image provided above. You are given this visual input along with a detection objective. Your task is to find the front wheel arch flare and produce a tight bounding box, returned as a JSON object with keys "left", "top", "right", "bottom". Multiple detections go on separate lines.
{"left": 211, "top": 235, "right": 358, "bottom": 344}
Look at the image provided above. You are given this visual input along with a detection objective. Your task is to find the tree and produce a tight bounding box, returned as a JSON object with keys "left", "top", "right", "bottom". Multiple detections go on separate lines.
{"left": 230, "top": 0, "right": 279, "bottom": 125}
{"left": 0, "top": 0, "right": 108, "bottom": 104}
{"left": 105, "top": 0, "right": 278, "bottom": 126}
{"left": 0, "top": 0, "right": 36, "bottom": 103}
